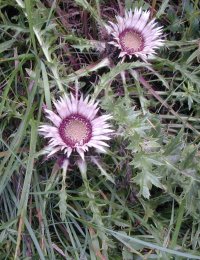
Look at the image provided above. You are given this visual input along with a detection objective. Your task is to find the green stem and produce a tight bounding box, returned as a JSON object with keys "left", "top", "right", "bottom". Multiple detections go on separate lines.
{"left": 59, "top": 162, "right": 68, "bottom": 221}
{"left": 171, "top": 199, "right": 185, "bottom": 248}
{"left": 78, "top": 160, "right": 108, "bottom": 258}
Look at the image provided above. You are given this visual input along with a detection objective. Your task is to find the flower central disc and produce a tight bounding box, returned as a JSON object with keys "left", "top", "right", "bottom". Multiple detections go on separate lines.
{"left": 59, "top": 114, "right": 92, "bottom": 147}
{"left": 120, "top": 29, "right": 144, "bottom": 53}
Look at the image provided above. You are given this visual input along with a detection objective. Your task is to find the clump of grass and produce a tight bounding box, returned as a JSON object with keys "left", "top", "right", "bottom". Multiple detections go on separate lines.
{"left": 0, "top": 0, "right": 200, "bottom": 259}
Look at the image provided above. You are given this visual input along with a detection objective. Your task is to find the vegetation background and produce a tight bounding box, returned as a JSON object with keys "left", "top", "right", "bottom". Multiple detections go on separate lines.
{"left": 0, "top": 0, "right": 200, "bottom": 259}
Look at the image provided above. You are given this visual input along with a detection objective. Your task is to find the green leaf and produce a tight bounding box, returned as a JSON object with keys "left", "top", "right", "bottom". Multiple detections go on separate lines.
{"left": 0, "top": 39, "right": 15, "bottom": 53}
{"left": 133, "top": 170, "right": 163, "bottom": 199}
{"left": 163, "top": 131, "right": 184, "bottom": 156}
{"left": 91, "top": 157, "right": 115, "bottom": 184}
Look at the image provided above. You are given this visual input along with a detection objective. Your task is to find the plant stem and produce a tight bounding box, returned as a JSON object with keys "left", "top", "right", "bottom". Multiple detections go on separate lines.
{"left": 171, "top": 199, "right": 185, "bottom": 248}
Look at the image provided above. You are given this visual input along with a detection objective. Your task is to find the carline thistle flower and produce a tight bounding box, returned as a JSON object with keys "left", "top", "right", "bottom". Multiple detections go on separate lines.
{"left": 105, "top": 8, "right": 164, "bottom": 60}
{"left": 39, "top": 93, "right": 114, "bottom": 160}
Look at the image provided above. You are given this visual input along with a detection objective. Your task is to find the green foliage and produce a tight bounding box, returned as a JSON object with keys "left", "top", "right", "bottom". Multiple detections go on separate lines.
{"left": 0, "top": 0, "right": 200, "bottom": 259}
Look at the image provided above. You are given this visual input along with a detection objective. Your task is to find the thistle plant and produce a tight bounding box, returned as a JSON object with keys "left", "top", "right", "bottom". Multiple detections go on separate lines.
{"left": 39, "top": 92, "right": 113, "bottom": 160}
{"left": 105, "top": 8, "right": 164, "bottom": 60}
{"left": 1, "top": 0, "right": 200, "bottom": 259}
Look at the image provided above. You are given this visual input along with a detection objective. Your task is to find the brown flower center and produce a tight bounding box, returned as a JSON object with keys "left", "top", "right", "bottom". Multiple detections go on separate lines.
{"left": 59, "top": 114, "right": 92, "bottom": 147}
{"left": 120, "top": 29, "right": 144, "bottom": 53}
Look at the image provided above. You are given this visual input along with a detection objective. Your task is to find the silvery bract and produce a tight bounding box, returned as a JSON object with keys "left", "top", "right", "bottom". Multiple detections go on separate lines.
{"left": 39, "top": 93, "right": 113, "bottom": 160}
{"left": 105, "top": 8, "right": 164, "bottom": 60}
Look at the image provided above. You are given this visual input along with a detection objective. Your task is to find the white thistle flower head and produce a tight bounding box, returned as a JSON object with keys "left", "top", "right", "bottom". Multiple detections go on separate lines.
{"left": 39, "top": 93, "right": 114, "bottom": 160}
{"left": 105, "top": 8, "right": 164, "bottom": 60}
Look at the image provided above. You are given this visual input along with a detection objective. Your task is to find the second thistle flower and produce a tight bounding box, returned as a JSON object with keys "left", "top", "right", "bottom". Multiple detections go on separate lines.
{"left": 105, "top": 8, "right": 164, "bottom": 60}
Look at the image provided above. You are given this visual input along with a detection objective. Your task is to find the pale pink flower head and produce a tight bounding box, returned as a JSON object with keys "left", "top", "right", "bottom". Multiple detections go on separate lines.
{"left": 39, "top": 93, "right": 113, "bottom": 160}
{"left": 105, "top": 8, "right": 164, "bottom": 60}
